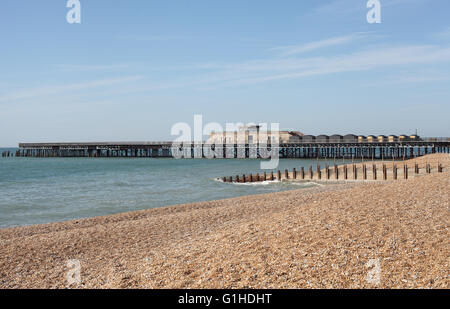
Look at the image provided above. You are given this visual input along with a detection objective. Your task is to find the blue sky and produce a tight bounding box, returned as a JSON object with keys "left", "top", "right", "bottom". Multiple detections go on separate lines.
{"left": 1, "top": 0, "right": 449, "bottom": 146}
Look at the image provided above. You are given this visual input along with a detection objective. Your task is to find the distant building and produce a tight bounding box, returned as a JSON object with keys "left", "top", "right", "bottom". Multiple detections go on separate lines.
{"left": 399, "top": 135, "right": 409, "bottom": 142}
{"left": 316, "top": 135, "right": 329, "bottom": 143}
{"left": 358, "top": 135, "right": 367, "bottom": 143}
{"left": 344, "top": 134, "right": 358, "bottom": 143}
{"left": 302, "top": 135, "right": 316, "bottom": 143}
{"left": 206, "top": 125, "right": 304, "bottom": 144}
{"left": 330, "top": 135, "right": 343, "bottom": 143}
{"left": 399, "top": 134, "right": 421, "bottom": 142}
{"left": 207, "top": 129, "right": 422, "bottom": 144}
{"left": 378, "top": 135, "right": 388, "bottom": 142}
{"left": 367, "top": 135, "right": 377, "bottom": 143}
{"left": 388, "top": 135, "right": 398, "bottom": 142}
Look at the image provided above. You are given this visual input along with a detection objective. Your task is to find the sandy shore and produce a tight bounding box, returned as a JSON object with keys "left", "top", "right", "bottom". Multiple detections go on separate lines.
{"left": 0, "top": 154, "right": 449, "bottom": 289}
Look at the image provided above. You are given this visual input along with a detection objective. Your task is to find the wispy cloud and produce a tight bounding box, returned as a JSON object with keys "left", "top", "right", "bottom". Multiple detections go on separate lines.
{"left": 435, "top": 27, "right": 450, "bottom": 38}
{"left": 364, "top": 70, "right": 450, "bottom": 86}
{"left": 313, "top": 0, "right": 428, "bottom": 15}
{"left": 116, "top": 34, "right": 196, "bottom": 41}
{"left": 4, "top": 37, "right": 450, "bottom": 101}
{"left": 116, "top": 34, "right": 266, "bottom": 43}
{"left": 0, "top": 76, "right": 144, "bottom": 103}
{"left": 194, "top": 44, "right": 450, "bottom": 89}
{"left": 77, "top": 42, "right": 450, "bottom": 93}
{"left": 268, "top": 33, "right": 368, "bottom": 57}
{"left": 56, "top": 64, "right": 130, "bottom": 72}
{"left": 313, "top": 0, "right": 364, "bottom": 15}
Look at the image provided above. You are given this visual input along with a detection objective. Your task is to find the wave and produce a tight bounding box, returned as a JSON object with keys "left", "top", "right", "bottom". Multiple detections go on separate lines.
{"left": 214, "top": 177, "right": 323, "bottom": 187}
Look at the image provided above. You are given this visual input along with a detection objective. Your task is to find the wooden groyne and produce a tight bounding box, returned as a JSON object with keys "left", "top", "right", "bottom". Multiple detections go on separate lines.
{"left": 222, "top": 162, "right": 446, "bottom": 183}
{"left": 11, "top": 139, "right": 450, "bottom": 159}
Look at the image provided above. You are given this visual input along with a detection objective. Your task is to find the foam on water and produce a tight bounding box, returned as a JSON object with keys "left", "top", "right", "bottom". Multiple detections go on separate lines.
{"left": 231, "top": 180, "right": 279, "bottom": 186}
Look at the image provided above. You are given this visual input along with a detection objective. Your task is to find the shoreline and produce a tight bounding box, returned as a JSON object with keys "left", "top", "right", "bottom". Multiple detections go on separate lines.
{"left": 0, "top": 154, "right": 449, "bottom": 288}
{"left": 0, "top": 181, "right": 353, "bottom": 237}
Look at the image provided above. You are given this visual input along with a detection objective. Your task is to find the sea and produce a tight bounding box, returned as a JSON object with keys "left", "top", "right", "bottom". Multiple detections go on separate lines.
{"left": 0, "top": 148, "right": 357, "bottom": 228}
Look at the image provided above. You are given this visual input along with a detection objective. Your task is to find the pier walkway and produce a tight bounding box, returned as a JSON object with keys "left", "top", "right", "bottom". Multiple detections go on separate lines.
{"left": 9, "top": 139, "right": 450, "bottom": 159}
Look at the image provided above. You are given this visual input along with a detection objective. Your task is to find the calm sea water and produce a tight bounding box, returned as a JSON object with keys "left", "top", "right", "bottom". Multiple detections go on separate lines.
{"left": 0, "top": 148, "right": 357, "bottom": 228}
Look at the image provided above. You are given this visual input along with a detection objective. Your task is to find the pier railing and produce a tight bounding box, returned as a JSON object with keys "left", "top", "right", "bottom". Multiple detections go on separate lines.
{"left": 5, "top": 139, "right": 450, "bottom": 159}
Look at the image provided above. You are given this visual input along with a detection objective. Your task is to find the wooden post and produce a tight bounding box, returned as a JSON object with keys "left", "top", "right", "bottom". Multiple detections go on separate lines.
{"left": 438, "top": 163, "right": 442, "bottom": 173}
{"left": 309, "top": 166, "right": 313, "bottom": 179}
{"left": 344, "top": 165, "right": 348, "bottom": 180}
{"left": 373, "top": 164, "right": 377, "bottom": 180}
{"left": 293, "top": 168, "right": 297, "bottom": 179}
{"left": 301, "top": 167, "right": 305, "bottom": 180}
{"left": 393, "top": 164, "right": 397, "bottom": 180}
{"left": 236, "top": 175, "right": 240, "bottom": 183}
{"left": 415, "top": 163, "right": 419, "bottom": 174}
{"left": 353, "top": 164, "right": 357, "bottom": 180}
{"left": 229, "top": 176, "right": 233, "bottom": 183}
{"left": 335, "top": 164, "right": 339, "bottom": 180}
{"left": 326, "top": 164, "right": 330, "bottom": 180}
{"left": 383, "top": 164, "right": 387, "bottom": 180}
{"left": 317, "top": 165, "right": 321, "bottom": 180}
{"left": 264, "top": 172, "right": 267, "bottom": 181}
{"left": 404, "top": 164, "right": 408, "bottom": 179}
{"left": 270, "top": 171, "right": 274, "bottom": 181}
{"left": 242, "top": 174, "right": 246, "bottom": 183}
{"left": 256, "top": 173, "right": 260, "bottom": 182}
{"left": 277, "top": 170, "right": 281, "bottom": 180}
{"left": 427, "top": 164, "right": 431, "bottom": 174}
{"left": 363, "top": 164, "right": 367, "bottom": 180}
{"left": 285, "top": 169, "right": 289, "bottom": 179}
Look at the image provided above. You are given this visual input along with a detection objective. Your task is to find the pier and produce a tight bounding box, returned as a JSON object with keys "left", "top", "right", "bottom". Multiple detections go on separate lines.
{"left": 11, "top": 138, "right": 450, "bottom": 159}
{"left": 1, "top": 151, "right": 13, "bottom": 158}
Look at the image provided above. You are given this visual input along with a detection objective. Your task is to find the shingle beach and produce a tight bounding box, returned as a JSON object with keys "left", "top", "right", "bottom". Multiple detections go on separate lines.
{"left": 0, "top": 154, "right": 448, "bottom": 289}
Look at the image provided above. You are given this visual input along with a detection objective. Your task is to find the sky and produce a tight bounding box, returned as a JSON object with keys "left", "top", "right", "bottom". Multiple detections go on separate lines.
{"left": 1, "top": 0, "right": 450, "bottom": 146}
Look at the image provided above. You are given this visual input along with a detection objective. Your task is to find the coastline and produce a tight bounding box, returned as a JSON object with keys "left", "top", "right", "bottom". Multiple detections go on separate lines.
{"left": 0, "top": 154, "right": 448, "bottom": 288}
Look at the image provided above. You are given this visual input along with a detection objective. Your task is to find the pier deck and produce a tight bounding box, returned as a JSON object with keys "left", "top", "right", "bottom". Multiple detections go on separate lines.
{"left": 11, "top": 139, "right": 450, "bottom": 159}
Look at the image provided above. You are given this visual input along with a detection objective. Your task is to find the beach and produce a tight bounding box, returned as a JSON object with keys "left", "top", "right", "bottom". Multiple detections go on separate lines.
{"left": 0, "top": 154, "right": 448, "bottom": 289}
